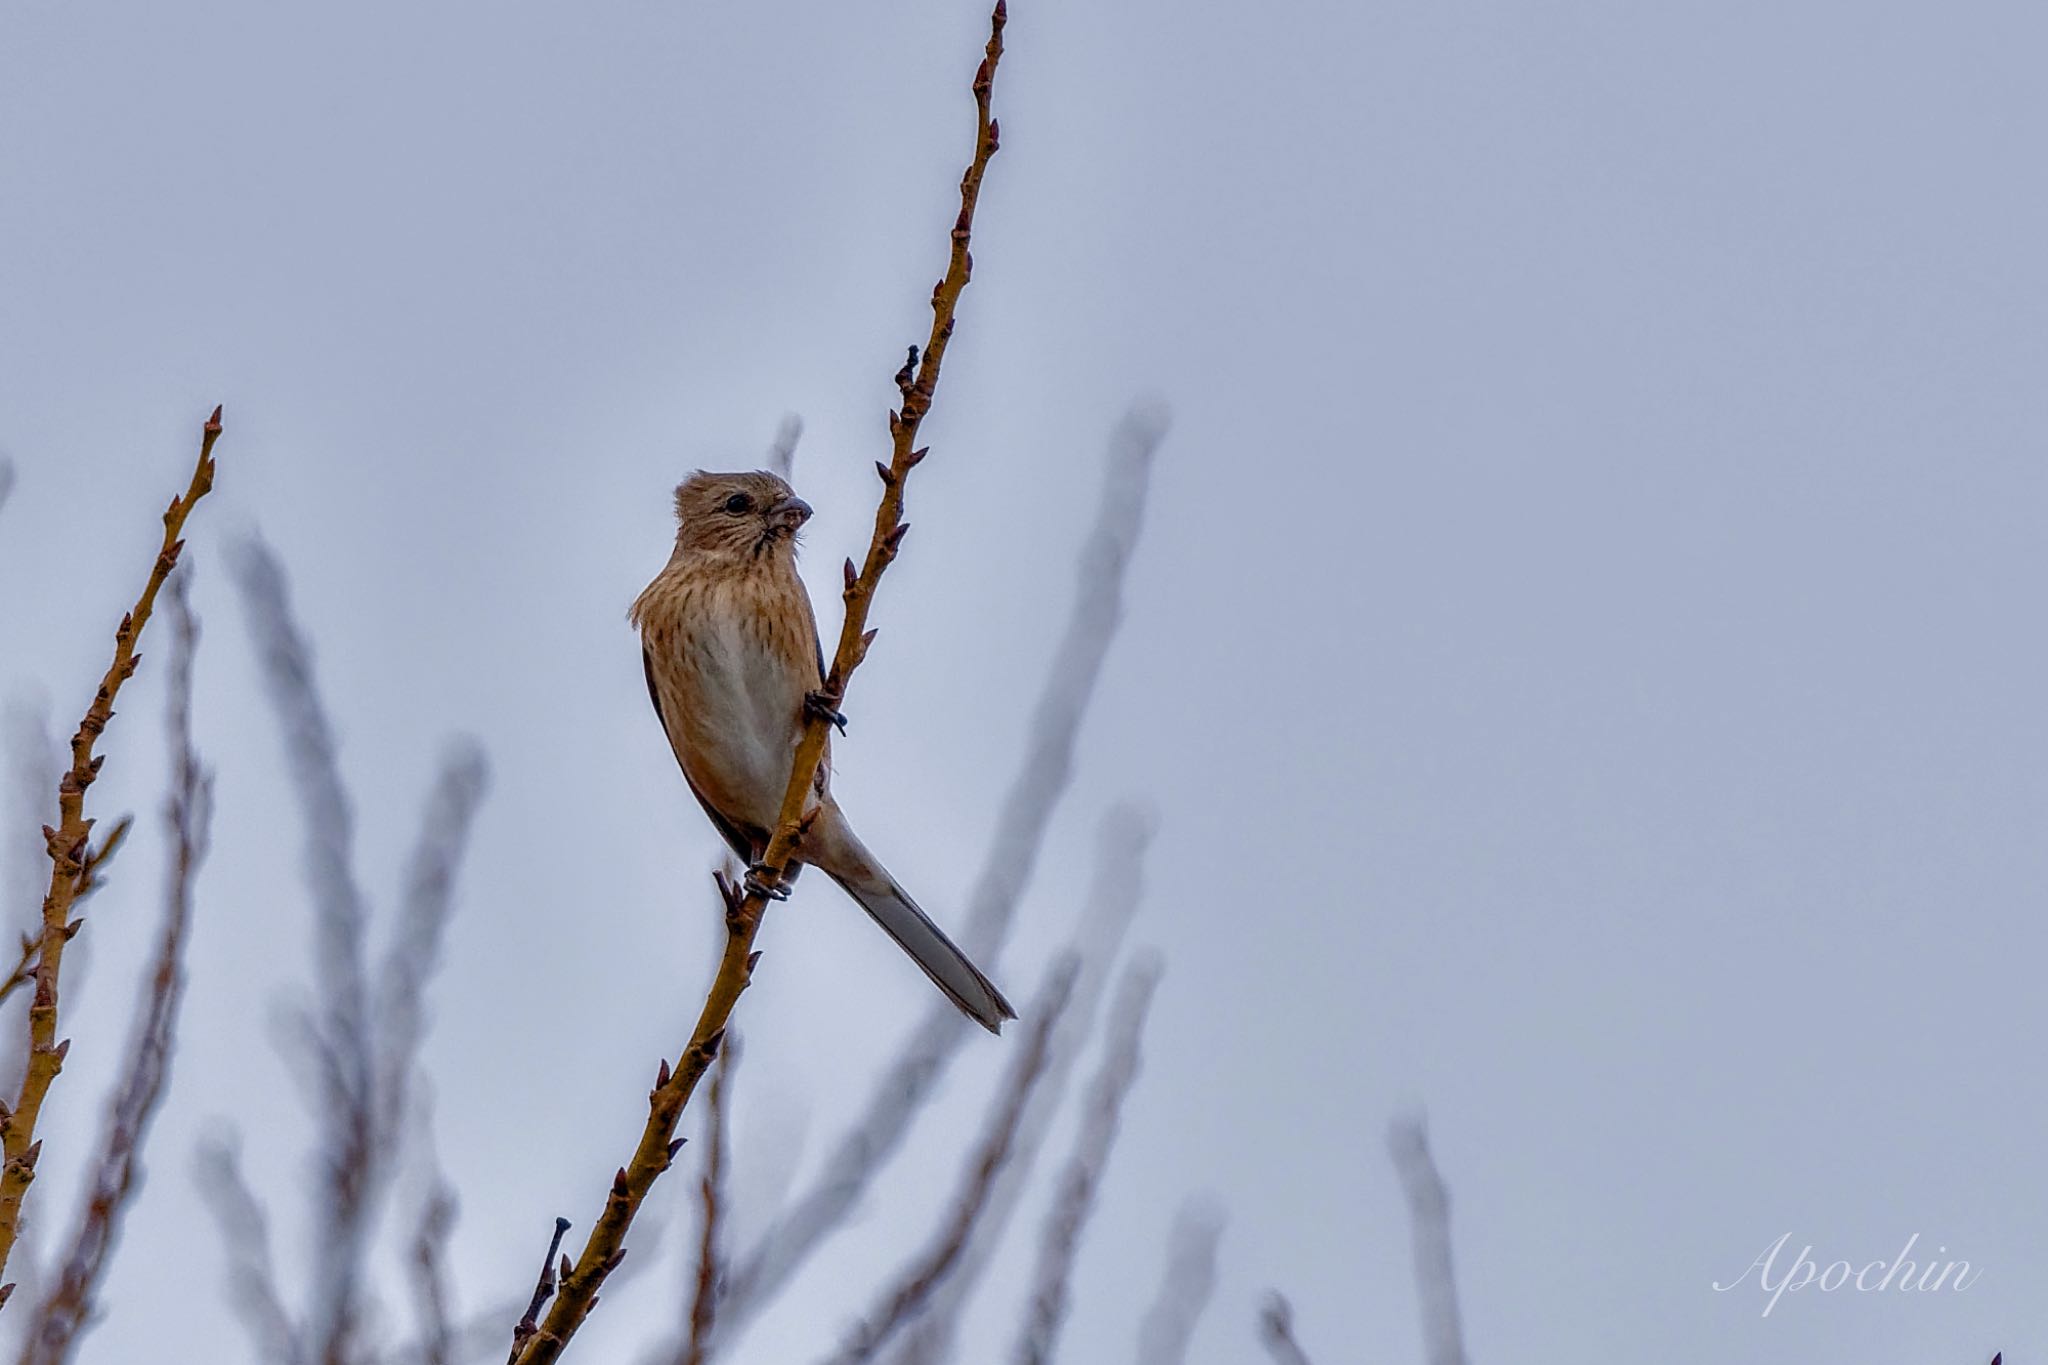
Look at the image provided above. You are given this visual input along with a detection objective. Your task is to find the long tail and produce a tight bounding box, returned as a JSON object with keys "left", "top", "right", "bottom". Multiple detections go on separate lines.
{"left": 810, "top": 808, "right": 1016, "bottom": 1033}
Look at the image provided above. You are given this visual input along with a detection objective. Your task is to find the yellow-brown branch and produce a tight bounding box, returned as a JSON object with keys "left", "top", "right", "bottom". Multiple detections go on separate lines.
{"left": 510, "top": 7, "right": 1007, "bottom": 1360}
{"left": 0, "top": 406, "right": 223, "bottom": 1294}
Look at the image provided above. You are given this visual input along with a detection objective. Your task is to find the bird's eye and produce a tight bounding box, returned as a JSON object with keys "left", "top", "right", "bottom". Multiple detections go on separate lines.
{"left": 722, "top": 492, "right": 752, "bottom": 515}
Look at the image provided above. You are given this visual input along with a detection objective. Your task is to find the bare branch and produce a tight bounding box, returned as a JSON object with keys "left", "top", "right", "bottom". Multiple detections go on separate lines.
{"left": 376, "top": 744, "right": 491, "bottom": 1154}
{"left": 1134, "top": 1200, "right": 1225, "bottom": 1365}
{"left": 403, "top": 1114, "right": 461, "bottom": 1365}
{"left": 1007, "top": 956, "right": 1162, "bottom": 1365}
{"left": 1388, "top": 1116, "right": 1467, "bottom": 1365}
{"left": 507, "top": 9, "right": 1011, "bottom": 1361}
{"left": 723, "top": 411, "right": 1165, "bottom": 1339}
{"left": 230, "top": 533, "right": 377, "bottom": 1362}
{"left": 875, "top": 814, "right": 1156, "bottom": 1365}
{"left": 406, "top": 1182, "right": 458, "bottom": 1365}
{"left": 507, "top": 1219, "right": 570, "bottom": 1365}
{"left": 819, "top": 955, "right": 1077, "bottom": 1365}
{"left": 20, "top": 571, "right": 213, "bottom": 1364}
{"left": 0, "top": 460, "right": 13, "bottom": 519}
{"left": 231, "top": 538, "right": 492, "bottom": 1365}
{"left": 764, "top": 417, "right": 803, "bottom": 482}
{"left": 681, "top": 1035, "right": 739, "bottom": 1365}
{"left": 0, "top": 406, "right": 223, "bottom": 1292}
{"left": 1256, "top": 1293, "right": 1317, "bottom": 1365}
{"left": 194, "top": 1135, "right": 302, "bottom": 1365}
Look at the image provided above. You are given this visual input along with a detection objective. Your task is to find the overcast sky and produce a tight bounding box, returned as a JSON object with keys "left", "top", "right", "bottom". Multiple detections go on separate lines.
{"left": 4, "top": 1, "right": 2047, "bottom": 1362}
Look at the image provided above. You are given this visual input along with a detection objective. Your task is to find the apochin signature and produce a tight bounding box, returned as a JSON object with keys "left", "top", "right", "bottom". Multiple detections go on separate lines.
{"left": 1713, "top": 1233, "right": 1981, "bottom": 1317}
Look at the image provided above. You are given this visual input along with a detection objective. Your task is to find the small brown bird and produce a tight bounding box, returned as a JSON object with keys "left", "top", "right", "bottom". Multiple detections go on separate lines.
{"left": 632, "top": 470, "right": 1016, "bottom": 1033}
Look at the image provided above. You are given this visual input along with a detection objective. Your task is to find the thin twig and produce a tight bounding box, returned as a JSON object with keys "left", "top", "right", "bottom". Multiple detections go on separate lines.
{"left": 819, "top": 955, "right": 1077, "bottom": 1365}
{"left": 1388, "top": 1116, "right": 1468, "bottom": 1365}
{"left": 1134, "top": 1201, "right": 1225, "bottom": 1365}
{"left": 508, "top": 1218, "right": 571, "bottom": 1365}
{"left": 0, "top": 942, "right": 34, "bottom": 1018}
{"left": 0, "top": 460, "right": 13, "bottom": 519}
{"left": 2, "top": 704, "right": 58, "bottom": 1014}
{"left": 723, "top": 413, "right": 1165, "bottom": 1343}
{"left": 681, "top": 1036, "right": 739, "bottom": 1365}
{"left": 19, "top": 572, "right": 214, "bottom": 1365}
{"left": 508, "top": 9, "right": 1009, "bottom": 1361}
{"left": 1008, "top": 956, "right": 1162, "bottom": 1365}
{"left": 0, "top": 406, "right": 222, "bottom": 1294}
{"left": 1256, "top": 1293, "right": 1317, "bottom": 1365}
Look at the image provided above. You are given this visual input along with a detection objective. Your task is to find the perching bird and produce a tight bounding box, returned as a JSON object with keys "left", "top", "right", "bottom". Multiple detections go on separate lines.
{"left": 631, "top": 470, "right": 1016, "bottom": 1033}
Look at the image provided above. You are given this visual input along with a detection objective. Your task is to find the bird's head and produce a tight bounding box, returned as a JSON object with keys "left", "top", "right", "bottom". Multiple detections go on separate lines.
{"left": 672, "top": 470, "right": 813, "bottom": 561}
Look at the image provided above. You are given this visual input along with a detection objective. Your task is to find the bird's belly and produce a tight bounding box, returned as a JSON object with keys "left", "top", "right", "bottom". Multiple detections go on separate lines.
{"left": 675, "top": 616, "right": 807, "bottom": 829}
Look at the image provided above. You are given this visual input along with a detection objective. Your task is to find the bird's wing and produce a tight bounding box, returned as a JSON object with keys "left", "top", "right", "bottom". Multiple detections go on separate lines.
{"left": 643, "top": 645, "right": 758, "bottom": 862}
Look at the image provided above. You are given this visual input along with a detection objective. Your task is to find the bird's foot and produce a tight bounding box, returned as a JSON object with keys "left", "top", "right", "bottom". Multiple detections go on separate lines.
{"left": 804, "top": 690, "right": 848, "bottom": 735}
{"left": 743, "top": 862, "right": 793, "bottom": 902}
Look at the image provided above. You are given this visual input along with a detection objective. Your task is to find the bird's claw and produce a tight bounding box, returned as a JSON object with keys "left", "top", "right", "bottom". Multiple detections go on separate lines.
{"left": 805, "top": 690, "right": 848, "bottom": 735}
{"left": 743, "top": 863, "right": 792, "bottom": 901}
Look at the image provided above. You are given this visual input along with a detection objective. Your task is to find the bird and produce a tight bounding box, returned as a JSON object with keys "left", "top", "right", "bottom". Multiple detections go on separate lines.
{"left": 631, "top": 469, "right": 1017, "bottom": 1033}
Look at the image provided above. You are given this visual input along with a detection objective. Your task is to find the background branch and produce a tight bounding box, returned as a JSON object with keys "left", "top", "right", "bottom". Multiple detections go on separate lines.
{"left": 214, "top": 537, "right": 490, "bottom": 1365}
{"left": 1134, "top": 1200, "right": 1224, "bottom": 1365}
{"left": 1256, "top": 1292, "right": 1317, "bottom": 1365}
{"left": 405, "top": 1173, "right": 458, "bottom": 1365}
{"left": 680, "top": 1033, "right": 738, "bottom": 1365}
{"left": 1007, "top": 955, "right": 1162, "bottom": 1365}
{"left": 194, "top": 1136, "right": 302, "bottom": 1365}
{"left": 819, "top": 955, "right": 1076, "bottom": 1365}
{"left": 1388, "top": 1116, "right": 1468, "bottom": 1365}
{"left": 876, "top": 812, "right": 1158, "bottom": 1365}
{"left": 764, "top": 418, "right": 802, "bottom": 482}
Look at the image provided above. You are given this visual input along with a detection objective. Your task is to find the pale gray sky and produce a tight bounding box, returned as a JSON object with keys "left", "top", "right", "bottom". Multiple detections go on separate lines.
{"left": 3, "top": 1, "right": 2045, "bottom": 1362}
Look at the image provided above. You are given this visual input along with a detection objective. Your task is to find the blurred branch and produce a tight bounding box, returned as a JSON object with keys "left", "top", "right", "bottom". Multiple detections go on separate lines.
{"left": 508, "top": 8, "right": 1009, "bottom": 1362}
{"left": 959, "top": 406, "right": 1164, "bottom": 962}
{"left": 376, "top": 746, "right": 490, "bottom": 1154}
{"left": 723, "top": 411, "right": 1165, "bottom": 1344}
{"left": 0, "top": 460, "right": 13, "bottom": 519}
{"left": 764, "top": 417, "right": 802, "bottom": 482}
{"left": 0, "top": 944, "right": 34, "bottom": 1018}
{"left": 407, "top": 1179, "right": 458, "bottom": 1365}
{"left": 1388, "top": 1116, "right": 1467, "bottom": 1365}
{"left": 195, "top": 1136, "right": 302, "bottom": 1365}
{"left": 1256, "top": 1293, "right": 1316, "bottom": 1365}
{"left": 820, "top": 955, "right": 1077, "bottom": 1365}
{"left": 879, "top": 815, "right": 1159, "bottom": 1365}
{"left": 232, "top": 533, "right": 377, "bottom": 1363}
{"left": 0, "top": 406, "right": 222, "bottom": 1295}
{"left": 1008, "top": 956, "right": 1162, "bottom": 1365}
{"left": 230, "top": 536, "right": 491, "bottom": 1365}
{"left": 681, "top": 1036, "right": 739, "bottom": 1365}
{"left": 1134, "top": 1200, "right": 1224, "bottom": 1365}
{"left": 19, "top": 573, "right": 214, "bottom": 1365}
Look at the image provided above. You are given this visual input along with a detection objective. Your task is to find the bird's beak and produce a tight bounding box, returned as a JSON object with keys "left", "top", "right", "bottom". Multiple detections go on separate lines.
{"left": 765, "top": 496, "right": 813, "bottom": 532}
